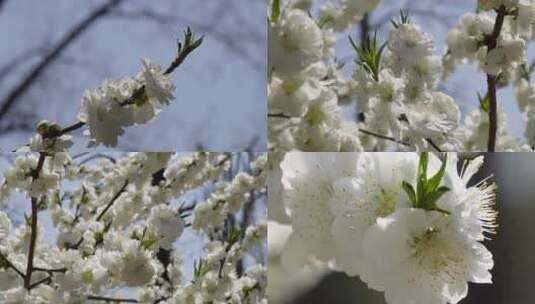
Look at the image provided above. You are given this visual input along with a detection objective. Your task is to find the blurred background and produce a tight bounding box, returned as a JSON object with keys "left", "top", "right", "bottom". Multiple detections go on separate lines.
{"left": 270, "top": 152, "right": 535, "bottom": 304}
{"left": 322, "top": 0, "right": 535, "bottom": 144}
{"left": 0, "top": 0, "right": 266, "bottom": 152}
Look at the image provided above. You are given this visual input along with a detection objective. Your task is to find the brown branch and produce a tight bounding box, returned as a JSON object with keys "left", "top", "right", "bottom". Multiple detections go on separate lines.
{"left": 24, "top": 197, "right": 39, "bottom": 289}
{"left": 0, "top": 0, "right": 124, "bottom": 124}
{"left": 56, "top": 121, "right": 86, "bottom": 137}
{"left": 0, "top": 252, "right": 26, "bottom": 279}
{"left": 33, "top": 267, "right": 67, "bottom": 273}
{"left": 425, "top": 138, "right": 443, "bottom": 152}
{"left": 267, "top": 113, "right": 291, "bottom": 119}
{"left": 95, "top": 180, "right": 128, "bottom": 221}
{"left": 360, "top": 13, "right": 370, "bottom": 44}
{"left": 24, "top": 152, "right": 46, "bottom": 290}
{"left": 485, "top": 6, "right": 508, "bottom": 152}
{"left": 87, "top": 295, "right": 138, "bottom": 303}
{"left": 29, "top": 275, "right": 52, "bottom": 289}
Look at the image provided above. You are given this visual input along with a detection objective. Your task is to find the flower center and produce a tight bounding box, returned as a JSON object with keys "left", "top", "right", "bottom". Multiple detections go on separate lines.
{"left": 409, "top": 227, "right": 467, "bottom": 283}
{"left": 304, "top": 104, "right": 326, "bottom": 125}
{"left": 375, "top": 189, "right": 396, "bottom": 217}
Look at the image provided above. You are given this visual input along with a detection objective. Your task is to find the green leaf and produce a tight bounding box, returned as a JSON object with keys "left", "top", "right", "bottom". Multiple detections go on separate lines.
{"left": 426, "top": 153, "right": 448, "bottom": 195}
{"left": 403, "top": 153, "right": 451, "bottom": 214}
{"left": 416, "top": 152, "right": 429, "bottom": 206}
{"left": 402, "top": 181, "right": 417, "bottom": 206}
{"left": 141, "top": 238, "right": 158, "bottom": 250}
{"left": 349, "top": 33, "right": 386, "bottom": 82}
{"left": 420, "top": 186, "right": 450, "bottom": 211}
{"left": 193, "top": 259, "right": 210, "bottom": 282}
{"left": 318, "top": 15, "right": 334, "bottom": 29}
{"left": 391, "top": 9, "right": 410, "bottom": 28}
{"left": 24, "top": 213, "right": 32, "bottom": 226}
{"left": 271, "top": 0, "right": 281, "bottom": 23}
{"left": 478, "top": 92, "right": 490, "bottom": 113}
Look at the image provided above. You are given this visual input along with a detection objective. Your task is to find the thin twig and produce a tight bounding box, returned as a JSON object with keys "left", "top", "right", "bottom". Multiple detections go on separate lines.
{"left": 267, "top": 113, "right": 291, "bottom": 119}
{"left": 0, "top": 252, "right": 26, "bottom": 279}
{"left": 33, "top": 267, "right": 67, "bottom": 273}
{"left": 78, "top": 153, "right": 117, "bottom": 165}
{"left": 425, "top": 138, "right": 443, "bottom": 152}
{"left": 29, "top": 275, "right": 52, "bottom": 289}
{"left": 358, "top": 128, "right": 410, "bottom": 146}
{"left": 87, "top": 295, "right": 138, "bottom": 303}
{"left": 96, "top": 180, "right": 128, "bottom": 221}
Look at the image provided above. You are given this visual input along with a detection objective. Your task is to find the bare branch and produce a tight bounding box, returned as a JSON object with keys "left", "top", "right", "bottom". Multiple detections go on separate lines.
{"left": 0, "top": 0, "right": 125, "bottom": 124}
{"left": 485, "top": 6, "right": 508, "bottom": 152}
{"left": 24, "top": 152, "right": 46, "bottom": 290}
{"left": 0, "top": 252, "right": 26, "bottom": 279}
{"left": 87, "top": 295, "right": 138, "bottom": 303}
{"left": 29, "top": 275, "right": 52, "bottom": 289}
{"left": 358, "top": 128, "right": 410, "bottom": 146}
{"left": 96, "top": 180, "right": 128, "bottom": 221}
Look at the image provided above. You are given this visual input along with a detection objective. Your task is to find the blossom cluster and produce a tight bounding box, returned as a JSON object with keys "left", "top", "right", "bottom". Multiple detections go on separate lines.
{"left": 19, "top": 28, "right": 203, "bottom": 151}
{"left": 0, "top": 152, "right": 267, "bottom": 303}
{"left": 270, "top": 152, "right": 497, "bottom": 304}
{"left": 268, "top": 0, "right": 535, "bottom": 152}
{"left": 77, "top": 59, "right": 175, "bottom": 148}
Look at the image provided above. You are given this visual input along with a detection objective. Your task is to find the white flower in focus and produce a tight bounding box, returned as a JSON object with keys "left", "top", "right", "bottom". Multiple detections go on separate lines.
{"left": 280, "top": 152, "right": 359, "bottom": 261}
{"left": 328, "top": 153, "right": 418, "bottom": 276}
{"left": 361, "top": 208, "right": 493, "bottom": 304}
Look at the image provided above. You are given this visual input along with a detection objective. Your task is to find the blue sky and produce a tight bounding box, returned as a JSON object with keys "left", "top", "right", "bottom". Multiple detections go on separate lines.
{"left": 0, "top": 0, "right": 266, "bottom": 152}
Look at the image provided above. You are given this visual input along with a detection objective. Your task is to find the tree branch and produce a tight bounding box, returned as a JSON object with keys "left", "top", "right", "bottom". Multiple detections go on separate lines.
{"left": 485, "top": 6, "right": 507, "bottom": 152}
{"left": 358, "top": 128, "right": 410, "bottom": 146}
{"left": 29, "top": 275, "right": 52, "bottom": 290}
{"left": 23, "top": 152, "right": 46, "bottom": 290}
{"left": 0, "top": 252, "right": 26, "bottom": 279}
{"left": 24, "top": 196, "right": 39, "bottom": 290}
{"left": 425, "top": 138, "right": 443, "bottom": 152}
{"left": 360, "top": 13, "right": 370, "bottom": 44}
{"left": 96, "top": 180, "right": 128, "bottom": 221}
{"left": 33, "top": 267, "right": 67, "bottom": 273}
{"left": 87, "top": 295, "right": 138, "bottom": 303}
{"left": 0, "top": 0, "right": 124, "bottom": 125}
